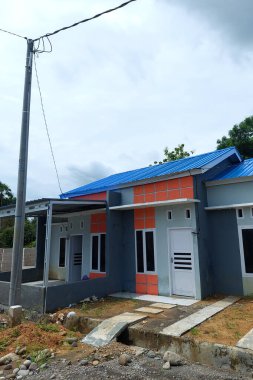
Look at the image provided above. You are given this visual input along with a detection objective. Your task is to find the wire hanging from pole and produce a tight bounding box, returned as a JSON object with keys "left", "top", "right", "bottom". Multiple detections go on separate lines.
{"left": 33, "top": 54, "right": 63, "bottom": 195}
{"left": 33, "top": 0, "right": 136, "bottom": 42}
{"left": 0, "top": 27, "right": 27, "bottom": 40}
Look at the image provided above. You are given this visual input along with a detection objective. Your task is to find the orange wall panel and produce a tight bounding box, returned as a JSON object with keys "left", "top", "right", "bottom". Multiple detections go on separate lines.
{"left": 133, "top": 176, "right": 194, "bottom": 204}
{"left": 146, "top": 284, "right": 158, "bottom": 295}
{"left": 181, "top": 187, "right": 194, "bottom": 198}
{"left": 90, "top": 212, "right": 107, "bottom": 233}
{"left": 180, "top": 176, "right": 193, "bottom": 188}
{"left": 74, "top": 191, "right": 107, "bottom": 201}
{"left": 89, "top": 272, "right": 106, "bottom": 279}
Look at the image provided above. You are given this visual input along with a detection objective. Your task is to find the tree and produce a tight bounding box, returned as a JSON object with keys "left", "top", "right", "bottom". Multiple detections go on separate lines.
{"left": 153, "top": 144, "right": 194, "bottom": 165}
{"left": 0, "top": 182, "right": 15, "bottom": 207}
{"left": 217, "top": 116, "right": 253, "bottom": 158}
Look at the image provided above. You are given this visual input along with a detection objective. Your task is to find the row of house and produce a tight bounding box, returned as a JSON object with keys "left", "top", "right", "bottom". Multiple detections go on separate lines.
{"left": 0, "top": 146, "right": 253, "bottom": 312}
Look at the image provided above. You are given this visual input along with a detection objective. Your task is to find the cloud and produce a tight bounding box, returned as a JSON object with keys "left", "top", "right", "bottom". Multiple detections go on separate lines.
{"left": 166, "top": 0, "right": 253, "bottom": 48}
{"left": 67, "top": 161, "right": 114, "bottom": 187}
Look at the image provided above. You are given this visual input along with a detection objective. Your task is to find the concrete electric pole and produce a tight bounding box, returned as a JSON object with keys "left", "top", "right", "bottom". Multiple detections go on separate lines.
{"left": 9, "top": 39, "right": 34, "bottom": 306}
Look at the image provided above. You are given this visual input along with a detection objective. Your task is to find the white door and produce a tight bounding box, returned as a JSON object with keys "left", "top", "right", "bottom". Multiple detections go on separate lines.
{"left": 169, "top": 228, "right": 195, "bottom": 297}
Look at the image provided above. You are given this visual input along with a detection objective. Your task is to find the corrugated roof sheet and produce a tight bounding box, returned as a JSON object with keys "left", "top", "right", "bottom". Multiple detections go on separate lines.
{"left": 61, "top": 147, "right": 240, "bottom": 198}
{"left": 210, "top": 158, "right": 253, "bottom": 181}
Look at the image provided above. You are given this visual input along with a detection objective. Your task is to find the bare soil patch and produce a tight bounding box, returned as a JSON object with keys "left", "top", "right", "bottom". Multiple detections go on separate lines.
{"left": 60, "top": 297, "right": 149, "bottom": 319}
{"left": 186, "top": 298, "right": 253, "bottom": 346}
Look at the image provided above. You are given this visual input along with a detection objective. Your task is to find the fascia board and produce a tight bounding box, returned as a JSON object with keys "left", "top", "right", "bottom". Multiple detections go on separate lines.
{"left": 206, "top": 176, "right": 253, "bottom": 187}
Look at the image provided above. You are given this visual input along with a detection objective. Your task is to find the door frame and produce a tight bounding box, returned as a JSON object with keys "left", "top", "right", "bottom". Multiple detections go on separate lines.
{"left": 68, "top": 234, "right": 83, "bottom": 282}
{"left": 167, "top": 227, "right": 196, "bottom": 297}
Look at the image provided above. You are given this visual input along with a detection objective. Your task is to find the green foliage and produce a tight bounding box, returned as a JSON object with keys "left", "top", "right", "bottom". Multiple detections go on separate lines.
{"left": 0, "top": 218, "right": 36, "bottom": 248}
{"left": 0, "top": 182, "right": 15, "bottom": 207}
{"left": 37, "top": 323, "right": 60, "bottom": 333}
{"left": 153, "top": 144, "right": 194, "bottom": 165}
{"left": 217, "top": 116, "right": 253, "bottom": 158}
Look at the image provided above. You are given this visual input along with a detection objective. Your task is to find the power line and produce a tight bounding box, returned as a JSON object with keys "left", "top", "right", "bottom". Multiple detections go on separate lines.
{"left": 33, "top": 55, "right": 63, "bottom": 195}
{"left": 33, "top": 0, "right": 136, "bottom": 42}
{"left": 0, "top": 27, "right": 27, "bottom": 40}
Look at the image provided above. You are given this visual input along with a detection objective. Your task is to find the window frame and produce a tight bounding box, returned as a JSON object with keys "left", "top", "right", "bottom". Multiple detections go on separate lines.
{"left": 237, "top": 208, "right": 244, "bottom": 219}
{"left": 135, "top": 228, "right": 157, "bottom": 274}
{"left": 167, "top": 210, "right": 173, "bottom": 220}
{"left": 58, "top": 237, "right": 67, "bottom": 268}
{"left": 238, "top": 225, "right": 253, "bottom": 277}
{"left": 90, "top": 233, "right": 106, "bottom": 273}
{"left": 185, "top": 208, "right": 191, "bottom": 220}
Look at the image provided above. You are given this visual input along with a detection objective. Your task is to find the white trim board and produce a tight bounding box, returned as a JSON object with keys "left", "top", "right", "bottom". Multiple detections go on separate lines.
{"left": 161, "top": 296, "right": 239, "bottom": 337}
{"left": 110, "top": 198, "right": 200, "bottom": 211}
{"left": 205, "top": 203, "right": 253, "bottom": 211}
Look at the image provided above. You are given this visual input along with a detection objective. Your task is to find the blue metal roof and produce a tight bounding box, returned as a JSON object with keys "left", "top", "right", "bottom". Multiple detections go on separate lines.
{"left": 61, "top": 147, "right": 240, "bottom": 198}
{"left": 209, "top": 158, "right": 253, "bottom": 182}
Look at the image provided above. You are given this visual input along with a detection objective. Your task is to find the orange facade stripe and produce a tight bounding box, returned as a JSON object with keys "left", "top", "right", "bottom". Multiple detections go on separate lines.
{"left": 74, "top": 191, "right": 107, "bottom": 201}
{"left": 89, "top": 272, "right": 106, "bottom": 279}
{"left": 133, "top": 176, "right": 194, "bottom": 204}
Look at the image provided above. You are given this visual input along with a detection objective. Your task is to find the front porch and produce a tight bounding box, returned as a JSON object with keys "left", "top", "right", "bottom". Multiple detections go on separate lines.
{"left": 0, "top": 198, "right": 113, "bottom": 312}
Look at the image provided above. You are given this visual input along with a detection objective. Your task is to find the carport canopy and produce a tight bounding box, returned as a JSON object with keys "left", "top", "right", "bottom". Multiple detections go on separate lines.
{"left": 0, "top": 198, "right": 107, "bottom": 218}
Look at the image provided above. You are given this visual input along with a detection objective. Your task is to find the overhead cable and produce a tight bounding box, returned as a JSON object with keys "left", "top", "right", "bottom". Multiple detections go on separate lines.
{"left": 33, "top": 55, "right": 63, "bottom": 195}
{"left": 0, "top": 27, "right": 27, "bottom": 40}
{"left": 33, "top": 0, "right": 137, "bottom": 42}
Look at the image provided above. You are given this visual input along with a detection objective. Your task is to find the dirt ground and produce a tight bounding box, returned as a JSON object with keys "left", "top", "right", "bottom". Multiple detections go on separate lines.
{"left": 59, "top": 297, "right": 149, "bottom": 319}
{"left": 185, "top": 298, "right": 253, "bottom": 346}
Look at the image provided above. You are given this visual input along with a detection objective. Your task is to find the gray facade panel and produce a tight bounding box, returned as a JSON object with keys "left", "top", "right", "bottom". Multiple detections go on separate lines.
{"left": 209, "top": 210, "right": 243, "bottom": 295}
{"left": 207, "top": 181, "right": 253, "bottom": 207}
{"left": 121, "top": 210, "right": 136, "bottom": 292}
{"left": 45, "top": 277, "right": 117, "bottom": 312}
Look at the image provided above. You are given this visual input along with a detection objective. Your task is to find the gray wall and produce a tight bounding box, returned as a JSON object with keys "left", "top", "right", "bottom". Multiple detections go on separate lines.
{"left": 195, "top": 158, "right": 236, "bottom": 298}
{"left": 208, "top": 210, "right": 243, "bottom": 295}
{"left": 207, "top": 181, "right": 253, "bottom": 207}
{"left": 121, "top": 210, "right": 136, "bottom": 292}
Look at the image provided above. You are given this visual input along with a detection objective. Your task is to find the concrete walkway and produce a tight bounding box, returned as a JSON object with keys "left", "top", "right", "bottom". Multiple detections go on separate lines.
{"left": 82, "top": 312, "right": 147, "bottom": 347}
{"left": 236, "top": 328, "right": 253, "bottom": 351}
{"left": 161, "top": 296, "right": 239, "bottom": 337}
{"left": 110, "top": 292, "right": 198, "bottom": 306}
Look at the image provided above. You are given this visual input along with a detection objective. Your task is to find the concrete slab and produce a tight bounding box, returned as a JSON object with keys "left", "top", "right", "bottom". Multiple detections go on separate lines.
{"left": 135, "top": 307, "right": 164, "bottom": 314}
{"left": 236, "top": 328, "right": 253, "bottom": 351}
{"left": 161, "top": 296, "right": 240, "bottom": 337}
{"left": 149, "top": 302, "right": 176, "bottom": 309}
{"left": 110, "top": 292, "right": 198, "bottom": 306}
{"left": 82, "top": 312, "right": 147, "bottom": 347}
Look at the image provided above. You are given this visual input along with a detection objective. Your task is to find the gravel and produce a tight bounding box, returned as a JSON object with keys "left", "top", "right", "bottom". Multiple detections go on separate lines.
{"left": 27, "top": 354, "right": 252, "bottom": 380}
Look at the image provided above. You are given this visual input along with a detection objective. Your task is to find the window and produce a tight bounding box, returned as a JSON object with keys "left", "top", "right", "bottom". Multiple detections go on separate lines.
{"left": 251, "top": 208, "right": 253, "bottom": 218}
{"left": 70, "top": 222, "right": 73, "bottom": 229}
{"left": 242, "top": 229, "right": 253, "bottom": 273}
{"left": 185, "top": 209, "right": 191, "bottom": 219}
{"left": 237, "top": 209, "right": 243, "bottom": 218}
{"left": 80, "top": 220, "right": 84, "bottom": 229}
{"left": 91, "top": 234, "right": 106, "bottom": 272}
{"left": 136, "top": 230, "right": 156, "bottom": 273}
{"left": 59, "top": 238, "right": 66, "bottom": 267}
{"left": 167, "top": 210, "right": 172, "bottom": 220}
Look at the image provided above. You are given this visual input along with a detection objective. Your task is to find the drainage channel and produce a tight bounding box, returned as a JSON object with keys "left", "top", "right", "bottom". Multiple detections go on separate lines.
{"left": 117, "top": 323, "right": 253, "bottom": 375}
{"left": 70, "top": 315, "right": 253, "bottom": 375}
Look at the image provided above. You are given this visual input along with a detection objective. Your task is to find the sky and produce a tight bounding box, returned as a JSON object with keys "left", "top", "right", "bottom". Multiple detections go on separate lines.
{"left": 0, "top": 0, "right": 253, "bottom": 200}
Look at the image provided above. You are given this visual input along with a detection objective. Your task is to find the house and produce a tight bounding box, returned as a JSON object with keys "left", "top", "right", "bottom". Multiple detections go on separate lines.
{"left": 0, "top": 146, "right": 253, "bottom": 312}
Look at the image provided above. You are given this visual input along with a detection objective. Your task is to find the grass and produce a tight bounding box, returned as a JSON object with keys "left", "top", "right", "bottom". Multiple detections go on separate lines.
{"left": 190, "top": 327, "right": 199, "bottom": 336}
{"left": 37, "top": 323, "right": 60, "bottom": 333}
{"left": 0, "top": 338, "right": 10, "bottom": 352}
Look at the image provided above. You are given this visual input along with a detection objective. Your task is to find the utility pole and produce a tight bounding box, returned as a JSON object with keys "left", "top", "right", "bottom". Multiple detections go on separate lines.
{"left": 9, "top": 39, "right": 34, "bottom": 306}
